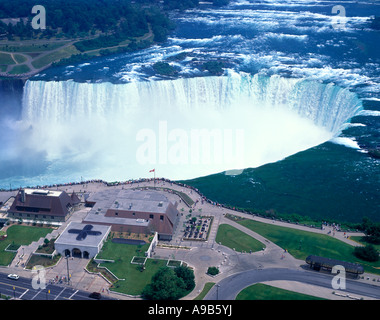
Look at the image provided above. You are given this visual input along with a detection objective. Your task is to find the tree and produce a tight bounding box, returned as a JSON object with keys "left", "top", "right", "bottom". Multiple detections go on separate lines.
{"left": 142, "top": 267, "right": 186, "bottom": 300}
{"left": 361, "top": 218, "right": 380, "bottom": 244}
{"left": 174, "top": 265, "right": 195, "bottom": 291}
{"left": 353, "top": 244, "right": 379, "bottom": 262}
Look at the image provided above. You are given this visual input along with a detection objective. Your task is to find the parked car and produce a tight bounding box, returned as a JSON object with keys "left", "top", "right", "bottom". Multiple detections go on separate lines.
{"left": 89, "top": 292, "right": 101, "bottom": 299}
{"left": 7, "top": 274, "right": 19, "bottom": 280}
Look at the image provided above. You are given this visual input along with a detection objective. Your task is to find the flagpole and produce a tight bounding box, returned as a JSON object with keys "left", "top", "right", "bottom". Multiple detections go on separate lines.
{"left": 150, "top": 169, "right": 156, "bottom": 189}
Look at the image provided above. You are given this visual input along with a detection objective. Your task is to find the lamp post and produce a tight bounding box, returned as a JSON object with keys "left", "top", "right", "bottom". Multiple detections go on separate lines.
{"left": 216, "top": 284, "right": 220, "bottom": 300}
{"left": 66, "top": 255, "right": 70, "bottom": 286}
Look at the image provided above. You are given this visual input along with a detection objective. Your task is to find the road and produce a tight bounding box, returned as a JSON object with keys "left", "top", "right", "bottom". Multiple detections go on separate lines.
{"left": 0, "top": 272, "right": 116, "bottom": 300}
{"left": 204, "top": 268, "right": 380, "bottom": 300}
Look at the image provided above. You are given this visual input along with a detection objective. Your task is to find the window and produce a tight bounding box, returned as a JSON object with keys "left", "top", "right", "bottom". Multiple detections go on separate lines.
{"left": 115, "top": 212, "right": 118, "bottom": 216}
{"left": 149, "top": 214, "right": 154, "bottom": 219}
{"left": 132, "top": 212, "right": 135, "bottom": 216}
{"left": 160, "top": 215, "right": 164, "bottom": 221}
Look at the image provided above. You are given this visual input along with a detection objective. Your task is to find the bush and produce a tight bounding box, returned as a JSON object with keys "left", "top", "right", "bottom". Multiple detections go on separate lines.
{"left": 353, "top": 245, "right": 379, "bottom": 262}
{"left": 362, "top": 219, "right": 380, "bottom": 244}
{"left": 207, "top": 266, "right": 219, "bottom": 276}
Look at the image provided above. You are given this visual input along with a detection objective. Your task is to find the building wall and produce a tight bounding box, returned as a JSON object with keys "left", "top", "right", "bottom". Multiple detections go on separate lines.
{"left": 89, "top": 220, "right": 151, "bottom": 234}
{"left": 54, "top": 243, "right": 99, "bottom": 259}
{"left": 105, "top": 209, "right": 173, "bottom": 235}
{"left": 7, "top": 211, "right": 67, "bottom": 222}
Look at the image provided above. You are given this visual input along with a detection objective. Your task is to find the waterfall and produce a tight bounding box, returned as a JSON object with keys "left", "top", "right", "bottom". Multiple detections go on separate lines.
{"left": 22, "top": 73, "right": 362, "bottom": 134}
{"left": 1, "top": 72, "right": 363, "bottom": 185}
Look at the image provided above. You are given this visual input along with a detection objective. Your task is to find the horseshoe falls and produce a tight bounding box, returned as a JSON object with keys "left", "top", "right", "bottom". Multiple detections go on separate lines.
{"left": 1, "top": 73, "right": 360, "bottom": 187}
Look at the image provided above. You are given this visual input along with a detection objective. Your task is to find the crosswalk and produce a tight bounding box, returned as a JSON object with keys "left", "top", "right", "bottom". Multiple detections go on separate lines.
{"left": 0, "top": 277, "right": 82, "bottom": 300}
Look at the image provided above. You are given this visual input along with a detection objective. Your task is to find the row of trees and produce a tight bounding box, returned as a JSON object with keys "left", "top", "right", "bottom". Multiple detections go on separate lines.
{"left": 0, "top": 0, "right": 231, "bottom": 40}
{"left": 0, "top": 0, "right": 175, "bottom": 41}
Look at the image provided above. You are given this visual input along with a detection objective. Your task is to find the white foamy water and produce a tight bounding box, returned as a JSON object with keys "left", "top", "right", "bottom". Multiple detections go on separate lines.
{"left": 4, "top": 72, "right": 360, "bottom": 184}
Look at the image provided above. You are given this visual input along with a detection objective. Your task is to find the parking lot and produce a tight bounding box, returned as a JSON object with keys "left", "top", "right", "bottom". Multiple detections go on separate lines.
{"left": 182, "top": 216, "right": 213, "bottom": 241}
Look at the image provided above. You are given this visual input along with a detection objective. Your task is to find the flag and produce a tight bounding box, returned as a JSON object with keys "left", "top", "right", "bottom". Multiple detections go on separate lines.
{"left": 149, "top": 169, "right": 155, "bottom": 172}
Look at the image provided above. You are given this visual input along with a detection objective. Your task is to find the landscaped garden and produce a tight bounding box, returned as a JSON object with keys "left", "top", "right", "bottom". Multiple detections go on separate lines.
{"left": 25, "top": 253, "right": 61, "bottom": 269}
{"left": 0, "top": 225, "right": 53, "bottom": 266}
{"left": 227, "top": 215, "right": 380, "bottom": 275}
{"left": 95, "top": 238, "right": 168, "bottom": 296}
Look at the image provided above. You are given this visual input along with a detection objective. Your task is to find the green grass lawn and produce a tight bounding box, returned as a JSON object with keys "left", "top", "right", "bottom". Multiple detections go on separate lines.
{"left": 0, "top": 52, "right": 15, "bottom": 65}
{"left": 96, "top": 240, "right": 168, "bottom": 296}
{"left": 31, "top": 45, "right": 80, "bottom": 69}
{"left": 215, "top": 224, "right": 265, "bottom": 253}
{"left": 194, "top": 282, "right": 215, "bottom": 300}
{"left": 0, "top": 42, "right": 67, "bottom": 53}
{"left": 236, "top": 283, "right": 326, "bottom": 300}
{"left": 0, "top": 225, "right": 53, "bottom": 266}
{"left": 350, "top": 236, "right": 380, "bottom": 251}
{"left": 8, "top": 64, "right": 30, "bottom": 75}
{"left": 234, "top": 217, "right": 380, "bottom": 275}
{"left": 13, "top": 53, "right": 27, "bottom": 64}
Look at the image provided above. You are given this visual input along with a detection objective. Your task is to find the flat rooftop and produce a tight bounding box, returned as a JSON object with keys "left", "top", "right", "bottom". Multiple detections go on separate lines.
{"left": 83, "top": 189, "right": 172, "bottom": 227}
{"left": 86, "top": 189, "right": 172, "bottom": 214}
{"left": 55, "top": 222, "right": 110, "bottom": 247}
